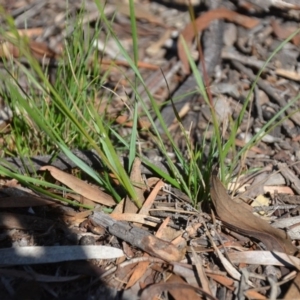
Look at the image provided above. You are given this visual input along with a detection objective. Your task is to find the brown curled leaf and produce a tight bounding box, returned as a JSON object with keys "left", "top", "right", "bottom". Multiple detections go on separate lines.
{"left": 271, "top": 19, "right": 300, "bottom": 46}
{"left": 210, "top": 175, "right": 297, "bottom": 255}
{"left": 178, "top": 8, "right": 260, "bottom": 74}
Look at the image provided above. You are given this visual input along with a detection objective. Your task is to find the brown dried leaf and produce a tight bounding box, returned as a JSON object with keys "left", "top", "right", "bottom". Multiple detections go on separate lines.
{"left": 0, "top": 38, "right": 57, "bottom": 60}
{"left": 139, "top": 178, "right": 164, "bottom": 215}
{"left": 167, "top": 275, "right": 202, "bottom": 300}
{"left": 271, "top": 19, "right": 300, "bottom": 46}
{"left": 228, "top": 250, "right": 300, "bottom": 269}
{"left": 29, "top": 40, "right": 57, "bottom": 58}
{"left": 40, "top": 166, "right": 115, "bottom": 207}
{"left": 113, "top": 198, "right": 125, "bottom": 214}
{"left": 140, "top": 282, "right": 216, "bottom": 300}
{"left": 125, "top": 260, "right": 150, "bottom": 289}
{"left": 210, "top": 175, "right": 297, "bottom": 255}
{"left": 178, "top": 8, "right": 260, "bottom": 74}
{"left": 244, "top": 290, "right": 267, "bottom": 300}
{"left": 116, "top": 2, "right": 167, "bottom": 28}
{"left": 264, "top": 185, "right": 294, "bottom": 194}
{"left": 0, "top": 41, "right": 20, "bottom": 58}
{"left": 207, "top": 273, "right": 235, "bottom": 291}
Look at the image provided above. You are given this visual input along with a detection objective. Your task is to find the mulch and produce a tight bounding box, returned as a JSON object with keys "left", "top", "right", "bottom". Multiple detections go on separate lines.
{"left": 1, "top": 0, "right": 300, "bottom": 299}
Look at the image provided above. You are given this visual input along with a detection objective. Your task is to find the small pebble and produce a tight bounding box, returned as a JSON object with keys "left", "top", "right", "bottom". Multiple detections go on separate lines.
{"left": 238, "top": 132, "right": 253, "bottom": 143}
{"left": 254, "top": 128, "right": 282, "bottom": 143}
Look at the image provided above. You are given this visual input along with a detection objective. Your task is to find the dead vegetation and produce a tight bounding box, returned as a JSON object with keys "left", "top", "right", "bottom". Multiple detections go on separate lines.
{"left": 1, "top": 0, "right": 300, "bottom": 299}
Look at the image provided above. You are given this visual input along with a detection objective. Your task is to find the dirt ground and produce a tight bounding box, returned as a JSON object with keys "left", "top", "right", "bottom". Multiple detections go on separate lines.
{"left": 1, "top": 0, "right": 300, "bottom": 299}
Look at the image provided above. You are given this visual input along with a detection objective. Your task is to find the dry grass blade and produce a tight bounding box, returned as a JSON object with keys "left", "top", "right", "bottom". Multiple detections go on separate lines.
{"left": 205, "top": 225, "right": 241, "bottom": 281}
{"left": 124, "top": 158, "right": 145, "bottom": 213}
{"left": 110, "top": 213, "right": 159, "bottom": 227}
{"left": 190, "top": 246, "right": 212, "bottom": 296}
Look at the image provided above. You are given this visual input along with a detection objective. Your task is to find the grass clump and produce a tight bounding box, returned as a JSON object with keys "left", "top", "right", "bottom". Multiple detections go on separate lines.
{"left": 0, "top": 0, "right": 299, "bottom": 209}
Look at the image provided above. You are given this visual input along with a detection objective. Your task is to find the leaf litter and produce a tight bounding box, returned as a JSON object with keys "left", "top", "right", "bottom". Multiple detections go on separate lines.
{"left": 0, "top": 0, "right": 300, "bottom": 299}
